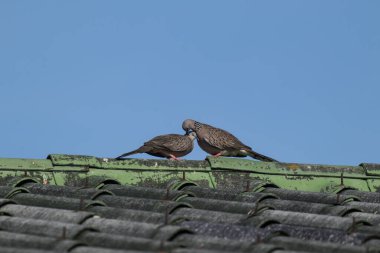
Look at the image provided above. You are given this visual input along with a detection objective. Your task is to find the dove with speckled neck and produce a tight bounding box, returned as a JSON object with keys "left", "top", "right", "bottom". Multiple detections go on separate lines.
{"left": 115, "top": 132, "right": 197, "bottom": 160}
{"left": 182, "top": 119, "right": 277, "bottom": 162}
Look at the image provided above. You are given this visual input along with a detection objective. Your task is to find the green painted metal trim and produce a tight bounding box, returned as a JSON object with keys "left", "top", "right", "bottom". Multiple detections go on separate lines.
{"left": 48, "top": 154, "right": 100, "bottom": 167}
{"left": 366, "top": 179, "right": 380, "bottom": 192}
{"left": 0, "top": 158, "right": 53, "bottom": 171}
{"left": 207, "top": 157, "right": 374, "bottom": 179}
{"left": 0, "top": 154, "right": 380, "bottom": 193}
{"left": 207, "top": 172, "right": 217, "bottom": 188}
{"left": 328, "top": 184, "right": 357, "bottom": 194}
{"left": 360, "top": 163, "right": 380, "bottom": 176}
{"left": 50, "top": 166, "right": 89, "bottom": 172}
{"left": 48, "top": 154, "right": 210, "bottom": 171}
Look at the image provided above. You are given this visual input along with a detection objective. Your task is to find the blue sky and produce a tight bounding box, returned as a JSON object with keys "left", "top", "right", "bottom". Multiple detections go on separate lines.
{"left": 1, "top": 1, "right": 379, "bottom": 165}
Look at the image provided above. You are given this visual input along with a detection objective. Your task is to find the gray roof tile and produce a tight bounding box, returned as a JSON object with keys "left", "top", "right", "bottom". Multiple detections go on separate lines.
{"left": 1, "top": 160, "right": 380, "bottom": 252}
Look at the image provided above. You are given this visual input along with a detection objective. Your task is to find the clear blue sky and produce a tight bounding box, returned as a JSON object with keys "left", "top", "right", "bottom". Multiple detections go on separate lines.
{"left": 1, "top": 1, "right": 379, "bottom": 165}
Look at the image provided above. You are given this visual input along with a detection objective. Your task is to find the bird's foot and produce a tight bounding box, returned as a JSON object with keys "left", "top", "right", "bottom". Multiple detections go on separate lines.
{"left": 213, "top": 152, "right": 222, "bottom": 158}
{"left": 169, "top": 155, "right": 181, "bottom": 161}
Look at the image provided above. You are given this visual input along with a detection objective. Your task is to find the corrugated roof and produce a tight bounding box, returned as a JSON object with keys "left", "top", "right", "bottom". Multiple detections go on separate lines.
{"left": 0, "top": 154, "right": 379, "bottom": 253}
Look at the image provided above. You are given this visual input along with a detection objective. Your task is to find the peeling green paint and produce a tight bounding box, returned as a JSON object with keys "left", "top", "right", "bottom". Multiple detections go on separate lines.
{"left": 0, "top": 158, "right": 53, "bottom": 170}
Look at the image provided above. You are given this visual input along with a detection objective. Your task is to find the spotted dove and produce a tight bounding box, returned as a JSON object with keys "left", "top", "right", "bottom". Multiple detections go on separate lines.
{"left": 182, "top": 119, "right": 277, "bottom": 162}
{"left": 115, "top": 132, "right": 197, "bottom": 160}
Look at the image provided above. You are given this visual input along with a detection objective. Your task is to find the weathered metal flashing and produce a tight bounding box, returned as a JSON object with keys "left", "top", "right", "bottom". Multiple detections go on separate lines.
{"left": 207, "top": 157, "right": 367, "bottom": 178}
{"left": 0, "top": 158, "right": 53, "bottom": 171}
{"left": 0, "top": 154, "right": 379, "bottom": 193}
{"left": 360, "top": 163, "right": 380, "bottom": 176}
{"left": 48, "top": 154, "right": 210, "bottom": 171}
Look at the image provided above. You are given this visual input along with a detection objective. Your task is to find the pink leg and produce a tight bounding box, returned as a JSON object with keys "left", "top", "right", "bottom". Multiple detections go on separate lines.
{"left": 213, "top": 152, "right": 222, "bottom": 157}
{"left": 169, "top": 154, "right": 181, "bottom": 161}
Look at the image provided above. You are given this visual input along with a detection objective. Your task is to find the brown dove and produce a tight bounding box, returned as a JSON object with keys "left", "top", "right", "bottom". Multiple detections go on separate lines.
{"left": 182, "top": 119, "right": 278, "bottom": 162}
{"left": 115, "top": 132, "right": 197, "bottom": 160}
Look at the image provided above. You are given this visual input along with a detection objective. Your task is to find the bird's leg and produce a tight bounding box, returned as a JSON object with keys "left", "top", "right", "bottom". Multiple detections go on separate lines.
{"left": 213, "top": 152, "right": 222, "bottom": 158}
{"left": 169, "top": 154, "right": 181, "bottom": 161}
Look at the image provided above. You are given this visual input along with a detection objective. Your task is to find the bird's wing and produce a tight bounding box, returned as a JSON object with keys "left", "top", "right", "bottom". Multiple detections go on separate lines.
{"left": 146, "top": 134, "right": 191, "bottom": 152}
{"left": 203, "top": 126, "right": 248, "bottom": 150}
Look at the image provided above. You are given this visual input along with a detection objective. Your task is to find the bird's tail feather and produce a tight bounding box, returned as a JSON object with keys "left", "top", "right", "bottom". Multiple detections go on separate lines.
{"left": 115, "top": 149, "right": 142, "bottom": 160}
{"left": 247, "top": 150, "right": 278, "bottom": 162}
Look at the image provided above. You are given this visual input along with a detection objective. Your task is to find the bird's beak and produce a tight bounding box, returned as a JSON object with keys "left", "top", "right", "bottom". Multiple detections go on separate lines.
{"left": 185, "top": 129, "right": 194, "bottom": 135}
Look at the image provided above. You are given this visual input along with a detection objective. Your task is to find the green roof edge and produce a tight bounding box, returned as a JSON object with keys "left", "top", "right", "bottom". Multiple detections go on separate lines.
{"left": 0, "top": 154, "right": 379, "bottom": 192}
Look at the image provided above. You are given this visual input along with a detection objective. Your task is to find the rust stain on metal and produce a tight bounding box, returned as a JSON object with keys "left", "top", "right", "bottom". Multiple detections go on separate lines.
{"left": 61, "top": 227, "right": 67, "bottom": 239}
{"left": 336, "top": 194, "right": 341, "bottom": 204}
{"left": 79, "top": 197, "right": 84, "bottom": 211}
{"left": 43, "top": 174, "right": 48, "bottom": 185}
{"left": 245, "top": 180, "right": 251, "bottom": 192}
{"left": 287, "top": 164, "right": 300, "bottom": 171}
